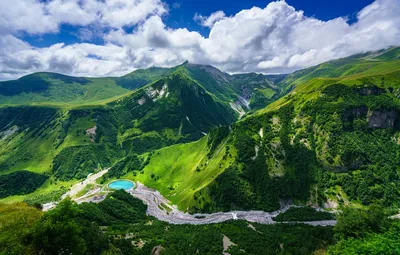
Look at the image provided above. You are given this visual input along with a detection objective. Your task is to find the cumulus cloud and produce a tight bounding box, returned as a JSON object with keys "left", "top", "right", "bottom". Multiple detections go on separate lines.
{"left": 0, "top": 35, "right": 133, "bottom": 79}
{"left": 0, "top": 0, "right": 58, "bottom": 34}
{"left": 0, "top": 0, "right": 167, "bottom": 35}
{"left": 0, "top": 0, "right": 400, "bottom": 80}
{"left": 194, "top": 11, "right": 226, "bottom": 28}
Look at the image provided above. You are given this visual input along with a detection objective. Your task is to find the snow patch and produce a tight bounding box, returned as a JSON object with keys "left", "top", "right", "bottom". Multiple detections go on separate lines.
{"left": 159, "top": 83, "right": 168, "bottom": 97}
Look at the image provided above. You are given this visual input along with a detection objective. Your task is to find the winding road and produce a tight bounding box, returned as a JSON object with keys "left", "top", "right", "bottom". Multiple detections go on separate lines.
{"left": 43, "top": 169, "right": 336, "bottom": 226}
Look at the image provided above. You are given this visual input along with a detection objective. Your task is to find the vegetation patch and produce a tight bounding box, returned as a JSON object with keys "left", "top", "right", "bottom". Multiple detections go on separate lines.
{"left": 53, "top": 144, "right": 112, "bottom": 180}
{"left": 0, "top": 171, "right": 48, "bottom": 198}
{"left": 273, "top": 207, "right": 335, "bottom": 222}
{"left": 1, "top": 190, "right": 334, "bottom": 255}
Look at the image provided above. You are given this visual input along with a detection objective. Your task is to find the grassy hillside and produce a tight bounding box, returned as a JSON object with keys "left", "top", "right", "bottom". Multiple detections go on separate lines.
{"left": 0, "top": 66, "right": 176, "bottom": 106}
{"left": 279, "top": 46, "right": 400, "bottom": 93}
{"left": 2, "top": 48, "right": 400, "bottom": 211}
{"left": 124, "top": 129, "right": 235, "bottom": 211}
{"left": 0, "top": 203, "right": 43, "bottom": 254}
{"left": 191, "top": 52, "right": 400, "bottom": 212}
{"left": 107, "top": 49, "right": 400, "bottom": 213}
{"left": 0, "top": 73, "right": 126, "bottom": 106}
{"left": 0, "top": 67, "right": 240, "bottom": 202}
{"left": 0, "top": 63, "right": 284, "bottom": 113}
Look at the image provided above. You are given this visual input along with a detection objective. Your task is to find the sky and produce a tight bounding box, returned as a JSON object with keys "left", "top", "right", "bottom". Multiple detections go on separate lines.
{"left": 0, "top": 0, "right": 398, "bottom": 80}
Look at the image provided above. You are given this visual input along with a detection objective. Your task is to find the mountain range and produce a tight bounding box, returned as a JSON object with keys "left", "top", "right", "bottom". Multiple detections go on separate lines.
{"left": 1, "top": 46, "right": 400, "bottom": 254}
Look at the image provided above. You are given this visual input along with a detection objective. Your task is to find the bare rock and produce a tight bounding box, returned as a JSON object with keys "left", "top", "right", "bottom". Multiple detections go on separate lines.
{"left": 368, "top": 110, "right": 398, "bottom": 128}
{"left": 151, "top": 245, "right": 165, "bottom": 255}
{"left": 86, "top": 126, "right": 97, "bottom": 142}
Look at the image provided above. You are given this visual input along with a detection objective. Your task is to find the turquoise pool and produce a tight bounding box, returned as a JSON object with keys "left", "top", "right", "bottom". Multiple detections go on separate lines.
{"left": 108, "top": 180, "right": 135, "bottom": 190}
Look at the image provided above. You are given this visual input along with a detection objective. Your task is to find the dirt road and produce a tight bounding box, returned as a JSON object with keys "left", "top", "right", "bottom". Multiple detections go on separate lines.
{"left": 42, "top": 168, "right": 110, "bottom": 211}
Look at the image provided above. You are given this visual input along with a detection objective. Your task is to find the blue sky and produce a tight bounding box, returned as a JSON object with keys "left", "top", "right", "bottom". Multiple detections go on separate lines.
{"left": 0, "top": 0, "right": 398, "bottom": 80}
{"left": 25, "top": 0, "right": 375, "bottom": 48}
{"left": 164, "top": 0, "right": 375, "bottom": 31}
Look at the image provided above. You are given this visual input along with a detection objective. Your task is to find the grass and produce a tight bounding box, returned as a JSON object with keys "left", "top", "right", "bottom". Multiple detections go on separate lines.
{"left": 74, "top": 184, "right": 95, "bottom": 198}
{"left": 0, "top": 203, "right": 43, "bottom": 254}
{"left": 0, "top": 178, "right": 75, "bottom": 204}
{"left": 257, "top": 58, "right": 400, "bottom": 115}
{"left": 0, "top": 125, "right": 59, "bottom": 175}
{"left": 256, "top": 87, "right": 275, "bottom": 98}
{"left": 0, "top": 76, "right": 130, "bottom": 107}
{"left": 62, "top": 116, "right": 95, "bottom": 147}
{"left": 124, "top": 135, "right": 235, "bottom": 211}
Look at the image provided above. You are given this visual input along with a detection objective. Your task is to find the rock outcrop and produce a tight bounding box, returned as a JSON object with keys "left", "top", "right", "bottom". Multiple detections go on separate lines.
{"left": 368, "top": 110, "right": 398, "bottom": 128}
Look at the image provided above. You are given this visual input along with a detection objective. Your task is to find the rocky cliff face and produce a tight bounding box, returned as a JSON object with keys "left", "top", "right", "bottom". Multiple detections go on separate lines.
{"left": 368, "top": 110, "right": 398, "bottom": 128}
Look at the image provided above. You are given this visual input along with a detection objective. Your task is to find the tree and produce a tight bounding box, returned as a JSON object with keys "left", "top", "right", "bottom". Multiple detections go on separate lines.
{"left": 334, "top": 205, "right": 391, "bottom": 240}
{"left": 31, "top": 199, "right": 87, "bottom": 255}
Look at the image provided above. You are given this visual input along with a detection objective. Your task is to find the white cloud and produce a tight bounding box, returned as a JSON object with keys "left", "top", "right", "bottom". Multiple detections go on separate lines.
{"left": 258, "top": 56, "right": 285, "bottom": 69}
{"left": 0, "top": 0, "right": 167, "bottom": 35}
{"left": 0, "top": 0, "right": 58, "bottom": 34}
{"left": 0, "top": 0, "right": 400, "bottom": 80}
{"left": 194, "top": 11, "right": 226, "bottom": 28}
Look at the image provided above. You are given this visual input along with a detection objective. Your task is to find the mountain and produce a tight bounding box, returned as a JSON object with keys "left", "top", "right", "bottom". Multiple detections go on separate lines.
{"left": 0, "top": 62, "right": 287, "bottom": 203}
{"left": 2, "top": 48, "right": 400, "bottom": 210}
{"left": 1, "top": 47, "right": 400, "bottom": 255}
{"left": 0, "top": 67, "right": 178, "bottom": 106}
{"left": 111, "top": 47, "right": 400, "bottom": 213}
{"left": 0, "top": 62, "right": 284, "bottom": 111}
{"left": 182, "top": 62, "right": 286, "bottom": 115}
{"left": 279, "top": 46, "right": 400, "bottom": 93}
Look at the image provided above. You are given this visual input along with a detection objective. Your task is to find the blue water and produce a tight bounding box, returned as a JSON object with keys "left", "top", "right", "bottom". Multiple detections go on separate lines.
{"left": 108, "top": 180, "right": 135, "bottom": 190}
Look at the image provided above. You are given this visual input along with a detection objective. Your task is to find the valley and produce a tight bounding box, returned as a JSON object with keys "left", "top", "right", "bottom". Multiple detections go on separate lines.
{"left": 43, "top": 167, "right": 336, "bottom": 226}
{"left": 1, "top": 46, "right": 400, "bottom": 254}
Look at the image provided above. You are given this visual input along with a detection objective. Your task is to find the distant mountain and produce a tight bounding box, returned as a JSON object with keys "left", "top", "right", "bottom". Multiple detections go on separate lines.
{"left": 182, "top": 62, "right": 286, "bottom": 115}
{"left": 0, "top": 63, "right": 285, "bottom": 113}
{"left": 280, "top": 46, "right": 400, "bottom": 93}
{"left": 116, "top": 66, "right": 174, "bottom": 89}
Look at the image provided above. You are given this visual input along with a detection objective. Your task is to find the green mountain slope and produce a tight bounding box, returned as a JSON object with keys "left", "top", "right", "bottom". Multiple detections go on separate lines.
{"left": 197, "top": 53, "right": 400, "bottom": 212}
{"left": 0, "top": 67, "right": 175, "bottom": 106}
{"left": 0, "top": 67, "right": 241, "bottom": 204}
{"left": 3, "top": 48, "right": 400, "bottom": 211}
{"left": 116, "top": 66, "right": 173, "bottom": 89}
{"left": 0, "top": 63, "right": 284, "bottom": 113}
{"left": 182, "top": 62, "right": 285, "bottom": 115}
{"left": 280, "top": 46, "right": 400, "bottom": 93}
{"left": 109, "top": 48, "right": 400, "bottom": 213}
